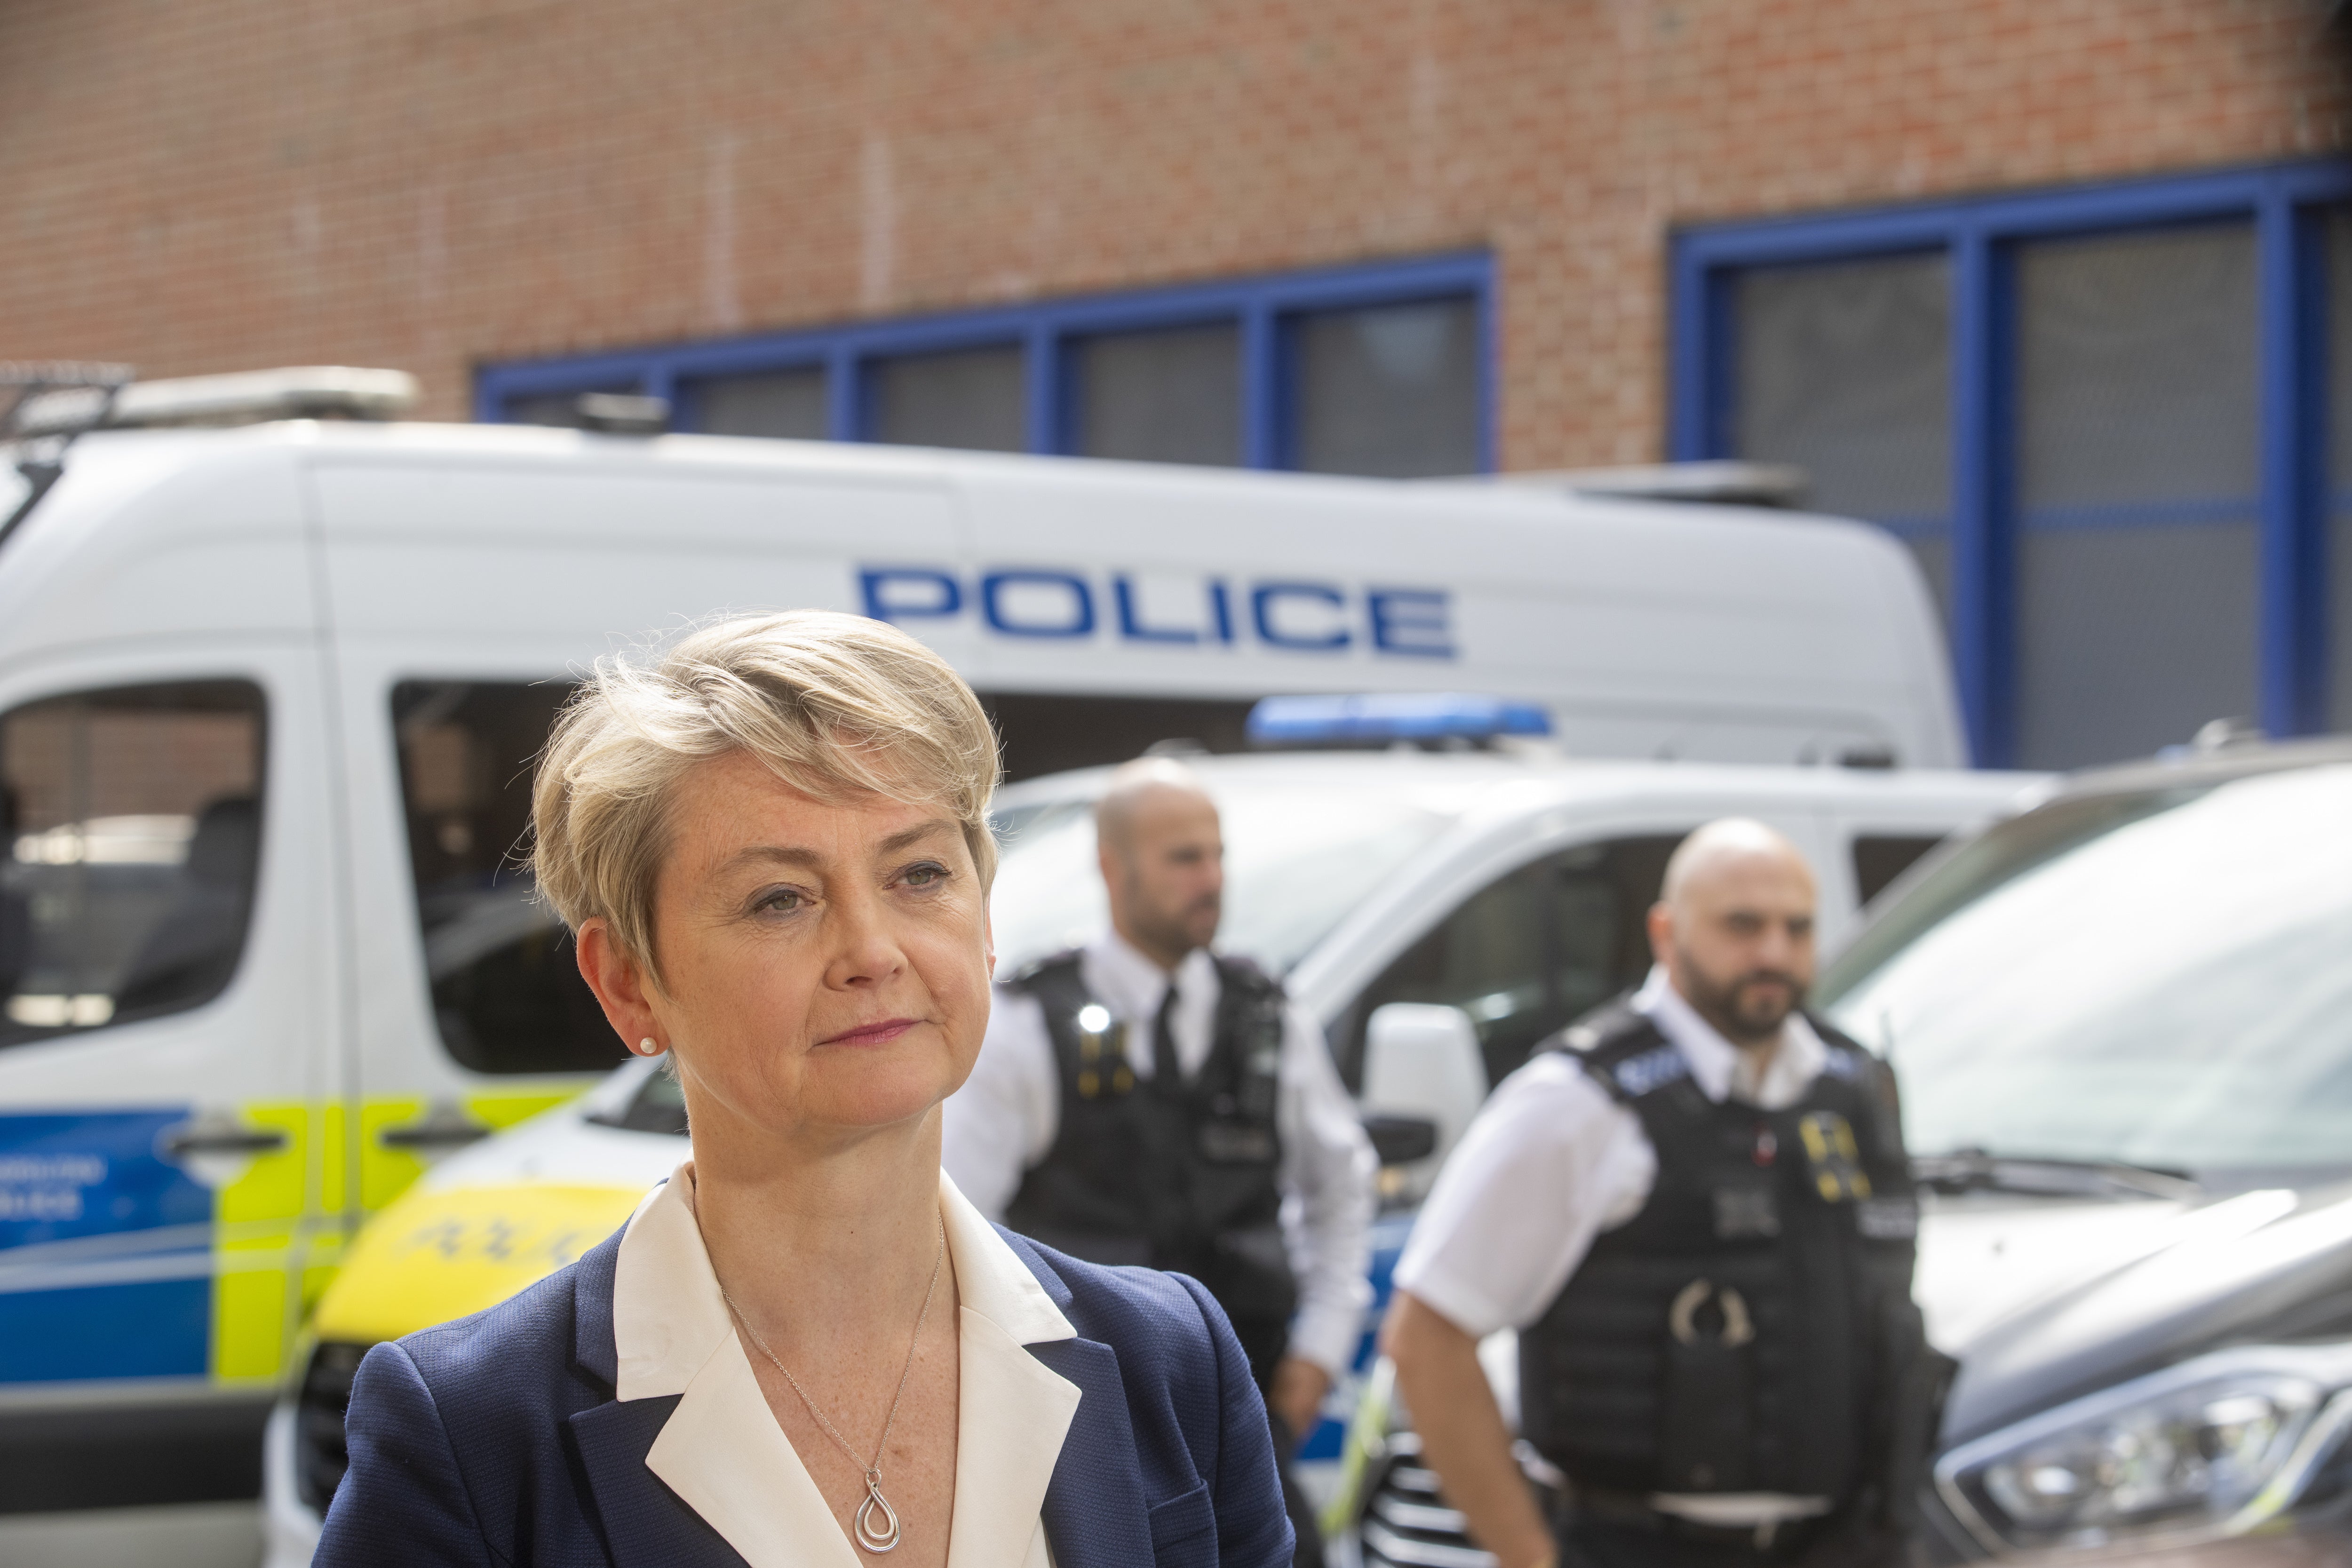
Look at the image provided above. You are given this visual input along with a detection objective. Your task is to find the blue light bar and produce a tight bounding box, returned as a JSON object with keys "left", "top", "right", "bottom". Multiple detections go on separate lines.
{"left": 1246, "top": 693, "right": 1554, "bottom": 747}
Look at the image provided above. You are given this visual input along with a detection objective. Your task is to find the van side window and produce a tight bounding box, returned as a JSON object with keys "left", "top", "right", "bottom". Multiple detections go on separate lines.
{"left": 0, "top": 681, "right": 267, "bottom": 1048}
{"left": 1852, "top": 833, "right": 1945, "bottom": 907}
{"left": 1335, "top": 835, "right": 1682, "bottom": 1092}
{"left": 392, "top": 682, "right": 626, "bottom": 1075}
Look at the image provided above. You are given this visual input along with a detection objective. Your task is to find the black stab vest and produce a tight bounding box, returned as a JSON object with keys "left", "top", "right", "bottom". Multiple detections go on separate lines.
{"left": 1003, "top": 950, "right": 1297, "bottom": 1386}
{"left": 1517, "top": 1000, "right": 1923, "bottom": 1511}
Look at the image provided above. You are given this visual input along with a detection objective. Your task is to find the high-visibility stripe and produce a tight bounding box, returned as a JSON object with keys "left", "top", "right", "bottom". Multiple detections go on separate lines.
{"left": 202, "top": 1090, "right": 593, "bottom": 1382}
{"left": 209, "top": 1101, "right": 308, "bottom": 1385}
{"left": 210, "top": 1234, "right": 293, "bottom": 1385}
{"left": 292, "top": 1090, "right": 589, "bottom": 1361}
{"left": 0, "top": 1088, "right": 597, "bottom": 1390}
{"left": 358, "top": 1097, "right": 429, "bottom": 1214}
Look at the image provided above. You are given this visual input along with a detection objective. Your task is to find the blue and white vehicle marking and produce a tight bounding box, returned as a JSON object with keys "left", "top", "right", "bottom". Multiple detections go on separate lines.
{"left": 0, "top": 1110, "right": 212, "bottom": 1383}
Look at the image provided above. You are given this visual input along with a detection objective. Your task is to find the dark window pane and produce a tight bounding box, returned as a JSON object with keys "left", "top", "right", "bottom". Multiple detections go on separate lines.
{"left": 1733, "top": 253, "right": 1952, "bottom": 621}
{"left": 1073, "top": 324, "right": 1241, "bottom": 466}
{"left": 2017, "top": 525, "right": 2259, "bottom": 770}
{"left": 2, "top": 682, "right": 266, "bottom": 1047}
{"left": 2014, "top": 225, "right": 2260, "bottom": 769}
{"left": 2019, "top": 225, "right": 2259, "bottom": 514}
{"left": 869, "top": 345, "right": 1026, "bottom": 452}
{"left": 2331, "top": 211, "right": 2352, "bottom": 733}
{"left": 391, "top": 682, "right": 626, "bottom": 1076}
{"left": 1293, "top": 298, "right": 1479, "bottom": 478}
{"left": 1335, "top": 836, "right": 1680, "bottom": 1091}
{"left": 1851, "top": 834, "right": 1944, "bottom": 907}
{"left": 694, "top": 368, "right": 829, "bottom": 439}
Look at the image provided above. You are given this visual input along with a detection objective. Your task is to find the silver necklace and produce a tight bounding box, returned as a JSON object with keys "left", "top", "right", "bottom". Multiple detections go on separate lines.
{"left": 718, "top": 1221, "right": 946, "bottom": 1555}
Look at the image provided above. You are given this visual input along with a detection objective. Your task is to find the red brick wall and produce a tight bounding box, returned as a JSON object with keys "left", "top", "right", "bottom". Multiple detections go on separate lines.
{"left": 4, "top": 0, "right": 2343, "bottom": 465}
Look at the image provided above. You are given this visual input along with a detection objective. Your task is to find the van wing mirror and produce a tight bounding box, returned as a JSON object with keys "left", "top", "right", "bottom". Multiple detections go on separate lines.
{"left": 1358, "top": 1003, "right": 1487, "bottom": 1195}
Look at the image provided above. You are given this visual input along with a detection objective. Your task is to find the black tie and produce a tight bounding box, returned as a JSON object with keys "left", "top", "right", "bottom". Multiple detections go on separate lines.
{"left": 1152, "top": 981, "right": 1185, "bottom": 1094}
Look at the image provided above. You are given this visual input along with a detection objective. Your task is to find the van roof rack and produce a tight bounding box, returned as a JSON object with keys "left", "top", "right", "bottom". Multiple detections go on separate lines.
{"left": 3, "top": 364, "right": 137, "bottom": 553}
{"left": 1465, "top": 461, "right": 1811, "bottom": 509}
{"left": 3, "top": 365, "right": 422, "bottom": 556}
{"left": 2, "top": 362, "right": 134, "bottom": 438}
{"left": 8, "top": 365, "right": 420, "bottom": 438}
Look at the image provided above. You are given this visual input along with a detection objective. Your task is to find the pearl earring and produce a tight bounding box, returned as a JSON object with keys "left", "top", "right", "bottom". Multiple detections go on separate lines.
{"left": 638, "top": 1037, "right": 658, "bottom": 1056}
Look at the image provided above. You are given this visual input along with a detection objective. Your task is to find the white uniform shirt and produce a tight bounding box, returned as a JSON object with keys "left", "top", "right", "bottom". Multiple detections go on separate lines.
{"left": 612, "top": 1163, "right": 1080, "bottom": 1568}
{"left": 944, "top": 930, "right": 1377, "bottom": 1379}
{"left": 1393, "top": 965, "right": 1831, "bottom": 1340}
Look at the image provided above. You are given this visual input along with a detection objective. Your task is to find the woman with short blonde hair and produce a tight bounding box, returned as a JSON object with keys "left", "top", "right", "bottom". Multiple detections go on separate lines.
{"left": 318, "top": 611, "right": 1292, "bottom": 1568}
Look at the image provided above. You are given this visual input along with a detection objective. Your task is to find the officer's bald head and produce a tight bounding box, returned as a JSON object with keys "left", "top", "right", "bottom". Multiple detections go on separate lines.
{"left": 1660, "top": 819, "right": 1814, "bottom": 910}
{"left": 1094, "top": 757, "right": 1209, "bottom": 856}
{"left": 1096, "top": 758, "right": 1224, "bottom": 967}
{"left": 1651, "top": 819, "right": 1818, "bottom": 1049}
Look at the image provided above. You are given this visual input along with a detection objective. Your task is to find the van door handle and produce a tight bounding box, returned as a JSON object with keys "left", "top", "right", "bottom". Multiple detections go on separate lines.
{"left": 159, "top": 1125, "right": 291, "bottom": 1158}
{"left": 377, "top": 1114, "right": 493, "bottom": 1151}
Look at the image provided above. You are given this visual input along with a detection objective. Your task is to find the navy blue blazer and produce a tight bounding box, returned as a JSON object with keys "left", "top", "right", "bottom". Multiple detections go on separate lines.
{"left": 314, "top": 1223, "right": 1293, "bottom": 1568}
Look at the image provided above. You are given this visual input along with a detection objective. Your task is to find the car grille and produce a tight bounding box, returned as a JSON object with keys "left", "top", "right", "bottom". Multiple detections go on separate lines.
{"left": 1359, "top": 1432, "right": 1562, "bottom": 1568}
{"left": 295, "top": 1340, "right": 371, "bottom": 1513}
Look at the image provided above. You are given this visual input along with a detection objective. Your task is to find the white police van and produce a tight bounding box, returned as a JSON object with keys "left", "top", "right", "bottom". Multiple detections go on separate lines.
{"left": 258, "top": 716, "right": 2038, "bottom": 1567}
{"left": 0, "top": 366, "right": 1971, "bottom": 1563}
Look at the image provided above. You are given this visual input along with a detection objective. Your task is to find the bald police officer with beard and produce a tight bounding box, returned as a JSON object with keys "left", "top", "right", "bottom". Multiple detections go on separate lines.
{"left": 1387, "top": 820, "right": 1933, "bottom": 1568}
{"left": 946, "top": 759, "right": 1377, "bottom": 1567}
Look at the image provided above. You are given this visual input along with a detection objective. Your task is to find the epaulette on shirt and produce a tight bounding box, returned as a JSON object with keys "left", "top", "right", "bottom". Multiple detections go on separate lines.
{"left": 1817, "top": 1043, "right": 1871, "bottom": 1083}
{"left": 1547, "top": 1003, "right": 1690, "bottom": 1104}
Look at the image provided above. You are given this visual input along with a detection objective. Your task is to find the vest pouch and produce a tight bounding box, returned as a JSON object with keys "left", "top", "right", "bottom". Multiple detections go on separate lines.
{"left": 1656, "top": 1279, "right": 1755, "bottom": 1493}
{"left": 1197, "top": 1119, "right": 1278, "bottom": 1163}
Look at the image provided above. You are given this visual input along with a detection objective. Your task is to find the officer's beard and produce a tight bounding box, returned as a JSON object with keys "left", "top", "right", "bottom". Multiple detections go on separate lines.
{"left": 1130, "top": 889, "right": 1221, "bottom": 963}
{"left": 1674, "top": 945, "right": 1807, "bottom": 1048}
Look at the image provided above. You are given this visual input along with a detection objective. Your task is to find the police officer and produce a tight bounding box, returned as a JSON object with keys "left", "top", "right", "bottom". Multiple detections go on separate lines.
{"left": 1385, "top": 820, "right": 1933, "bottom": 1568}
{"left": 946, "top": 758, "right": 1377, "bottom": 1566}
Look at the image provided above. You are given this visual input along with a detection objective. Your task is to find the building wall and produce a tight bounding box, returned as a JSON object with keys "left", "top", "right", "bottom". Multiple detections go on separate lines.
{"left": 5, "top": 0, "right": 2344, "bottom": 466}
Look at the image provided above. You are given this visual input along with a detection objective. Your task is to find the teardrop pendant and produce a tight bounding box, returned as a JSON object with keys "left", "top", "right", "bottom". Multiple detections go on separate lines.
{"left": 853, "top": 1471, "right": 902, "bottom": 1554}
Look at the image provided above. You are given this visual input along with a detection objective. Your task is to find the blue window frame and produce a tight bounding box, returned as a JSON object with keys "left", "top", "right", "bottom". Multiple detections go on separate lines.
{"left": 1672, "top": 160, "right": 2352, "bottom": 767}
{"left": 476, "top": 252, "right": 1495, "bottom": 478}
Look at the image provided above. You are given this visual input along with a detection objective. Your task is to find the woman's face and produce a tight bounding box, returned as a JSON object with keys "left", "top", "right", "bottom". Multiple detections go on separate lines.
{"left": 598, "top": 749, "right": 993, "bottom": 1147}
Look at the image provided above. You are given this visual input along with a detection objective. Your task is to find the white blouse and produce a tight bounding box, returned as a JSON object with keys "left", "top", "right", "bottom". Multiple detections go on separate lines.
{"left": 612, "top": 1163, "right": 1081, "bottom": 1568}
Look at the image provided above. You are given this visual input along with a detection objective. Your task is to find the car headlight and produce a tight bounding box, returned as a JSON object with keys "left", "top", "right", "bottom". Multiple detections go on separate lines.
{"left": 1937, "top": 1345, "right": 2352, "bottom": 1555}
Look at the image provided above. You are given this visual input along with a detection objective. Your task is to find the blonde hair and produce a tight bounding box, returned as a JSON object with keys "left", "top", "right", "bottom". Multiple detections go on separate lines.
{"left": 530, "top": 611, "right": 1000, "bottom": 981}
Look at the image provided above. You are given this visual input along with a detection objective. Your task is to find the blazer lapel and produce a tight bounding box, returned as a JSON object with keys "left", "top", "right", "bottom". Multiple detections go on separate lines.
{"left": 570, "top": 1397, "right": 748, "bottom": 1568}
{"left": 947, "top": 1309, "right": 1081, "bottom": 1568}
{"left": 567, "top": 1223, "right": 750, "bottom": 1568}
{"left": 1030, "top": 1337, "right": 1154, "bottom": 1568}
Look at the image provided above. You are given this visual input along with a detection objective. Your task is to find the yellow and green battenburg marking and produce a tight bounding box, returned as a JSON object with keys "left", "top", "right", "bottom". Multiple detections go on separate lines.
{"left": 206, "top": 1090, "right": 584, "bottom": 1384}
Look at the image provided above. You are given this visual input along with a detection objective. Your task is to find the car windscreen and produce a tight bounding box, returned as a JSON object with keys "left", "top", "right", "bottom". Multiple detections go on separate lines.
{"left": 1819, "top": 764, "right": 2352, "bottom": 1178}
{"left": 988, "top": 785, "right": 1458, "bottom": 978}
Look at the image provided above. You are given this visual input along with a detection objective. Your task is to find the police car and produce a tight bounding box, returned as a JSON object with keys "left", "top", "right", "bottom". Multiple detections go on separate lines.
{"left": 1345, "top": 736, "right": 2352, "bottom": 1567}
{"left": 257, "top": 704, "right": 2034, "bottom": 1566}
